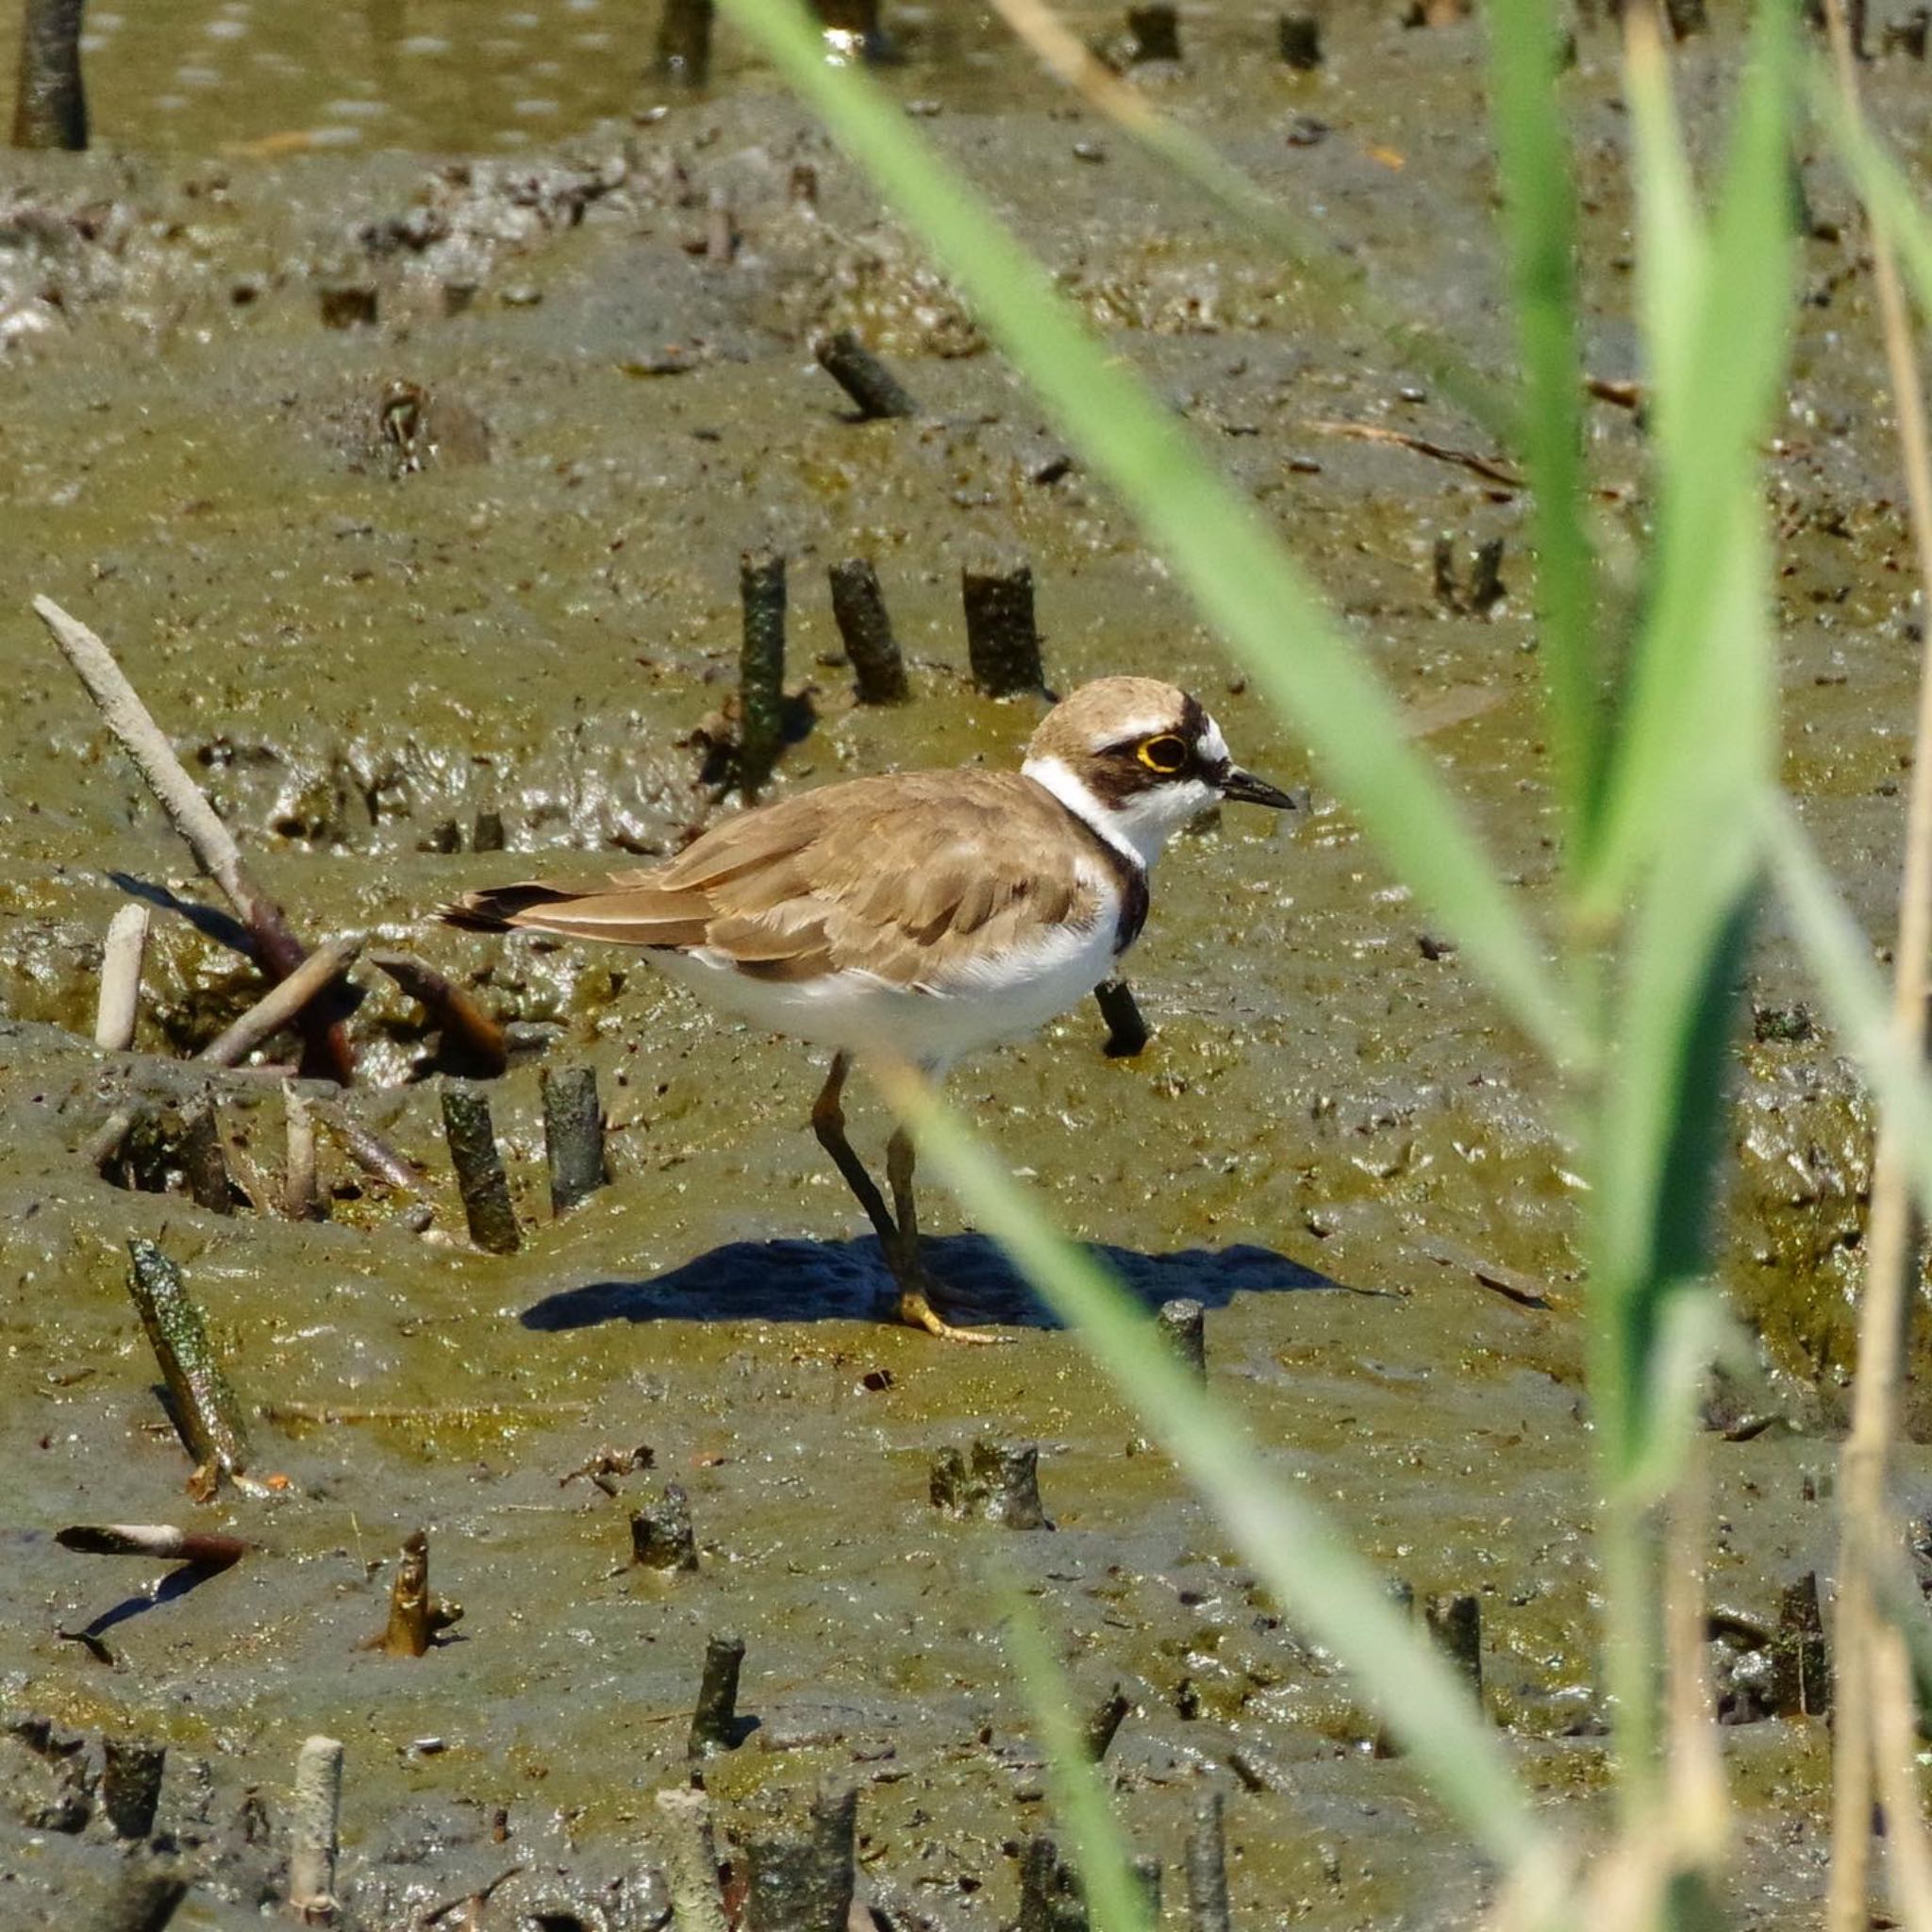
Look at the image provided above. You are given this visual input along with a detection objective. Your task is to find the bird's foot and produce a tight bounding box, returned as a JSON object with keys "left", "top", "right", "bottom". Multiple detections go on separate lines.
{"left": 895, "top": 1282, "right": 1011, "bottom": 1346}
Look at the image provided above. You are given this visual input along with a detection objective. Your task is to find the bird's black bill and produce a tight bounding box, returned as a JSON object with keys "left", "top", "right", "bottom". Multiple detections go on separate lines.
{"left": 1219, "top": 765, "right": 1298, "bottom": 810}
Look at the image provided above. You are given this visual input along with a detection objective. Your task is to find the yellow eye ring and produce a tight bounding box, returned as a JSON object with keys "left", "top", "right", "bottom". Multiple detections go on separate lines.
{"left": 1137, "top": 734, "right": 1189, "bottom": 774}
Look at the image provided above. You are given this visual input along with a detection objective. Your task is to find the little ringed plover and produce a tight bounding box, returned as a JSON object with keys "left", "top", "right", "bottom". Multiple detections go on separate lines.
{"left": 446, "top": 675, "right": 1295, "bottom": 1341}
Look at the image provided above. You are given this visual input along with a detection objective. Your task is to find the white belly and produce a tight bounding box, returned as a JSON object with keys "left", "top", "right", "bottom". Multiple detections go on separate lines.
{"left": 646, "top": 913, "right": 1121, "bottom": 1072}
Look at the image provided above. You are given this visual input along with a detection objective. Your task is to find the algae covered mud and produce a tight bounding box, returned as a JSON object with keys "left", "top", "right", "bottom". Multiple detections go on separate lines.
{"left": 0, "top": 1, "right": 1923, "bottom": 1924}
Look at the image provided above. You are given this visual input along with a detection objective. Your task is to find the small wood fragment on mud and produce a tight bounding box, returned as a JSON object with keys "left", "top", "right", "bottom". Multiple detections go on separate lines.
{"left": 1277, "top": 12, "right": 1322, "bottom": 66}
{"left": 178, "top": 1097, "right": 236, "bottom": 1215}
{"left": 814, "top": 329, "right": 918, "bottom": 422}
{"left": 57, "top": 1524, "right": 248, "bottom": 1569}
{"left": 706, "top": 184, "right": 736, "bottom": 264}
{"left": 1124, "top": 4, "right": 1181, "bottom": 60}
{"left": 828, "top": 558, "right": 910, "bottom": 705}
{"left": 99, "top": 1737, "right": 167, "bottom": 1841}
{"left": 631, "top": 1482, "right": 700, "bottom": 1573}
{"left": 962, "top": 562, "right": 1048, "bottom": 698}
{"left": 95, "top": 904, "right": 150, "bottom": 1051}
{"left": 687, "top": 1630, "right": 748, "bottom": 1758}
{"left": 740, "top": 1782, "right": 858, "bottom": 1932}
{"left": 282, "top": 1081, "right": 318, "bottom": 1221}
{"left": 929, "top": 1438, "right": 1050, "bottom": 1529}
{"left": 654, "top": 1788, "right": 730, "bottom": 1932}
{"left": 420, "top": 1865, "right": 525, "bottom": 1927}
{"left": 738, "top": 550, "right": 789, "bottom": 795}
{"left": 1414, "top": 1234, "right": 1560, "bottom": 1311}
{"left": 196, "top": 937, "right": 363, "bottom": 1070}
{"left": 1157, "top": 1297, "right": 1207, "bottom": 1380}
{"left": 1586, "top": 374, "right": 1644, "bottom": 410}
{"left": 371, "top": 950, "right": 508, "bottom": 1077}
{"left": 441, "top": 1080, "right": 521, "bottom": 1254}
{"left": 541, "top": 1063, "right": 607, "bottom": 1215}
{"left": 372, "top": 1529, "right": 460, "bottom": 1657}
{"left": 11, "top": 0, "right": 88, "bottom": 150}
{"left": 288, "top": 1735, "right": 343, "bottom": 1923}
{"left": 1303, "top": 418, "right": 1523, "bottom": 490}
{"left": 1081, "top": 1683, "right": 1131, "bottom": 1762}
{"left": 309, "top": 1100, "right": 426, "bottom": 1197}
{"left": 125, "top": 1239, "right": 253, "bottom": 1498}
{"left": 1424, "top": 1591, "right": 1484, "bottom": 1708}
{"left": 33, "top": 595, "right": 357, "bottom": 1084}
{"left": 1184, "top": 1788, "right": 1232, "bottom": 1932}
{"left": 657, "top": 0, "right": 714, "bottom": 82}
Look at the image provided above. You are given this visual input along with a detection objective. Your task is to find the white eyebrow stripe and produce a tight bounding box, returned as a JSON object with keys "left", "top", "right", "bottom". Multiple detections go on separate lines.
{"left": 1086, "top": 713, "right": 1185, "bottom": 749}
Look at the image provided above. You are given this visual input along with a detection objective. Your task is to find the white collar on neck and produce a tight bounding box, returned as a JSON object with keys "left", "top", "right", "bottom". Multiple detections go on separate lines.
{"left": 1023, "top": 755, "right": 1150, "bottom": 869}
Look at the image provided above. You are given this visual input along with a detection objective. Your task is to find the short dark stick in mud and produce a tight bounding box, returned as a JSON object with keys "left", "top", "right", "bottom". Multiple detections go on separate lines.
{"left": 961, "top": 563, "right": 1047, "bottom": 697}
{"left": 125, "top": 1240, "right": 252, "bottom": 1493}
{"left": 657, "top": 0, "right": 714, "bottom": 83}
{"left": 829, "top": 558, "right": 910, "bottom": 705}
{"left": 372, "top": 950, "right": 508, "bottom": 1077}
{"left": 541, "top": 1063, "right": 607, "bottom": 1216}
{"left": 815, "top": 329, "right": 918, "bottom": 422}
{"left": 741, "top": 1782, "right": 859, "bottom": 1932}
{"left": 687, "top": 1630, "right": 748, "bottom": 1757}
{"left": 739, "top": 550, "right": 789, "bottom": 793}
{"left": 441, "top": 1080, "right": 521, "bottom": 1254}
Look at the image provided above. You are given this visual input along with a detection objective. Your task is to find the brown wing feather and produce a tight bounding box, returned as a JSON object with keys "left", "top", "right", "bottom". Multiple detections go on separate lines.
{"left": 443, "top": 771, "right": 1113, "bottom": 986}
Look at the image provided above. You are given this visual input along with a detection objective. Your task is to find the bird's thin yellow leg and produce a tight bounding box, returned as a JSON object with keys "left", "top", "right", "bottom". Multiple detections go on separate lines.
{"left": 810, "top": 1052, "right": 898, "bottom": 1247}
{"left": 885, "top": 1123, "right": 1008, "bottom": 1345}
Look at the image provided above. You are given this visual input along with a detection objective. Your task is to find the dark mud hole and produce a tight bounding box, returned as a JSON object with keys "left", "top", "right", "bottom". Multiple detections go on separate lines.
{"left": 2, "top": 3, "right": 1928, "bottom": 1926}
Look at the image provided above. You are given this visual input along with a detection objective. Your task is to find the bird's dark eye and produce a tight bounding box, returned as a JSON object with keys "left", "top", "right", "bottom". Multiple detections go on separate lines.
{"left": 1137, "top": 734, "right": 1190, "bottom": 774}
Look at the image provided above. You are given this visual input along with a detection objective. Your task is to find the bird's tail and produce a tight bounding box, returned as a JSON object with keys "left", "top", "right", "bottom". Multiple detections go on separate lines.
{"left": 441, "top": 882, "right": 584, "bottom": 933}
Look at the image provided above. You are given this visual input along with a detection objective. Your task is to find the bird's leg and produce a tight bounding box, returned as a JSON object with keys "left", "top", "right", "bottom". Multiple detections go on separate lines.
{"left": 884, "top": 1121, "right": 1008, "bottom": 1346}
{"left": 810, "top": 1052, "right": 898, "bottom": 1248}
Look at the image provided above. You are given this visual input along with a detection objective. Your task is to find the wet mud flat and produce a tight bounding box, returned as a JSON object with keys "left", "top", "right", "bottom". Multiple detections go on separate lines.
{"left": 1, "top": 2, "right": 1929, "bottom": 1924}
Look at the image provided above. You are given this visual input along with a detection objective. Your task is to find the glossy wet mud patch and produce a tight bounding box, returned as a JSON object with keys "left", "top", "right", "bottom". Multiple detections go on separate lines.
{"left": 0, "top": 981, "right": 1865, "bottom": 1928}
{"left": 4, "top": 2, "right": 1930, "bottom": 1924}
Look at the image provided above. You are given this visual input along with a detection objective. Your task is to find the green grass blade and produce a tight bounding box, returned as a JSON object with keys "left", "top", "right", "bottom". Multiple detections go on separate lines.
{"left": 1484, "top": 0, "right": 1603, "bottom": 851}
{"left": 1587, "top": 785, "right": 1760, "bottom": 1790}
{"left": 1001, "top": 1591, "right": 1156, "bottom": 1932}
{"left": 1624, "top": 10, "right": 1706, "bottom": 467}
{"left": 873, "top": 1065, "right": 1549, "bottom": 1873}
{"left": 1583, "top": 1, "right": 1796, "bottom": 919}
{"left": 717, "top": 0, "right": 1583, "bottom": 1069}
{"left": 1761, "top": 791, "right": 1932, "bottom": 1218}
{"left": 1623, "top": 1289, "right": 1745, "bottom": 1507}
{"left": 1589, "top": 616, "right": 1767, "bottom": 1474}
